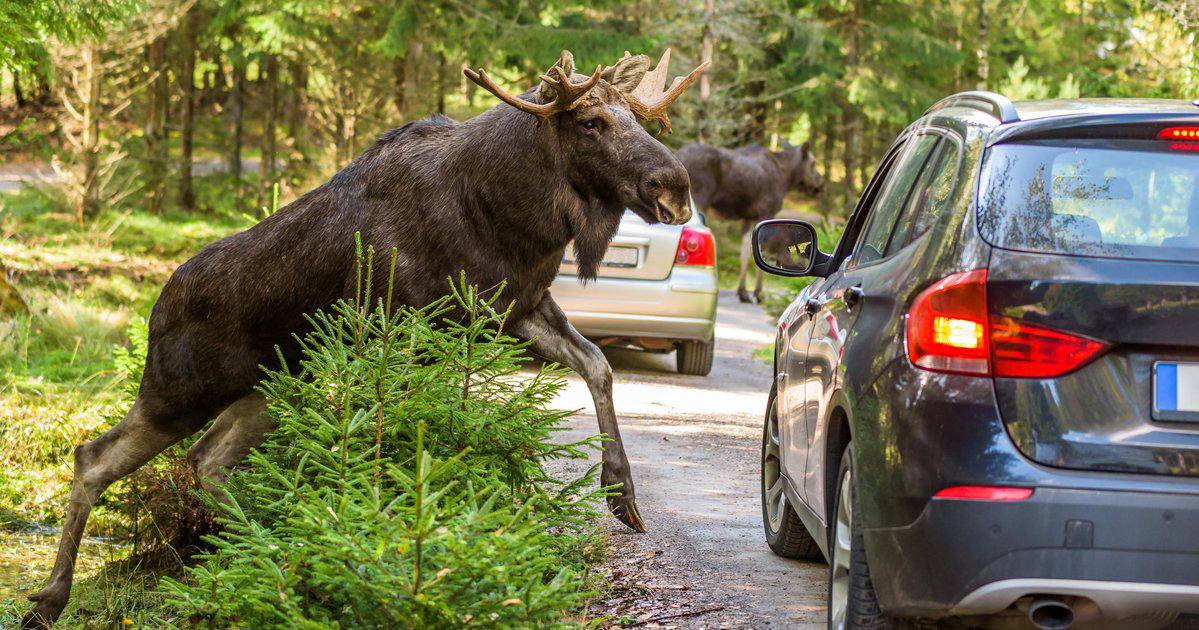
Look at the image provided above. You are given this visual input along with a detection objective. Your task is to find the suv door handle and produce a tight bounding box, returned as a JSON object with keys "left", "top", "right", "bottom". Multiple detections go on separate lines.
{"left": 844, "top": 285, "right": 864, "bottom": 310}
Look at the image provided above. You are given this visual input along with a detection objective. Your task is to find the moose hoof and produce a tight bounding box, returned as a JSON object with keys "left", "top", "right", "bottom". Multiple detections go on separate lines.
{"left": 608, "top": 495, "right": 647, "bottom": 533}
{"left": 737, "top": 289, "right": 752, "bottom": 303}
{"left": 753, "top": 290, "right": 764, "bottom": 304}
{"left": 22, "top": 583, "right": 68, "bottom": 629}
{"left": 20, "top": 604, "right": 60, "bottom": 630}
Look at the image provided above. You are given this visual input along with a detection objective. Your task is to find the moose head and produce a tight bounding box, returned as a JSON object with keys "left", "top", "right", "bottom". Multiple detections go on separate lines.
{"left": 465, "top": 49, "right": 707, "bottom": 227}
{"left": 779, "top": 140, "right": 826, "bottom": 197}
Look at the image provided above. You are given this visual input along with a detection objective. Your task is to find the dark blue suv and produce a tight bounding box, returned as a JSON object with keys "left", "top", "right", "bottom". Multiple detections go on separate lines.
{"left": 753, "top": 93, "right": 1199, "bottom": 629}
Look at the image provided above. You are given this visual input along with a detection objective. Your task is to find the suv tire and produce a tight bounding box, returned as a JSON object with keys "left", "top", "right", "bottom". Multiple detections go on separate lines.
{"left": 676, "top": 339, "right": 714, "bottom": 376}
{"left": 762, "top": 388, "right": 822, "bottom": 560}
{"left": 829, "top": 444, "right": 888, "bottom": 629}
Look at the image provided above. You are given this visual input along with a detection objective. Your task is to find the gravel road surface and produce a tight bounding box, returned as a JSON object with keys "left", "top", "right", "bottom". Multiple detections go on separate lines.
{"left": 549, "top": 291, "right": 827, "bottom": 628}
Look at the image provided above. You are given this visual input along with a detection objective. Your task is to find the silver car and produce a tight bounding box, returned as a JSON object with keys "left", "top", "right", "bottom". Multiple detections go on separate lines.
{"left": 552, "top": 208, "right": 718, "bottom": 375}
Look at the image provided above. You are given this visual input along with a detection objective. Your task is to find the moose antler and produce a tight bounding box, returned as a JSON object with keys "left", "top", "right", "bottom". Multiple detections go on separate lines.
{"left": 622, "top": 49, "right": 709, "bottom": 134}
{"left": 464, "top": 51, "right": 602, "bottom": 123}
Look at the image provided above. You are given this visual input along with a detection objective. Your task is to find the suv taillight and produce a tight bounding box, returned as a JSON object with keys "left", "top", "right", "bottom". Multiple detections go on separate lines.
{"left": 905, "top": 269, "right": 1108, "bottom": 378}
{"left": 675, "top": 226, "right": 715, "bottom": 266}
{"left": 906, "top": 270, "right": 990, "bottom": 375}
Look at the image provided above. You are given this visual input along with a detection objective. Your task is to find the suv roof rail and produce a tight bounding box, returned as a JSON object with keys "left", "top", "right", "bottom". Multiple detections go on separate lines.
{"left": 925, "top": 91, "right": 1020, "bottom": 124}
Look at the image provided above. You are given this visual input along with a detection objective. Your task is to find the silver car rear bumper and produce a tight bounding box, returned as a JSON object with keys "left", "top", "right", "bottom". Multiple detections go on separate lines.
{"left": 550, "top": 266, "right": 718, "bottom": 341}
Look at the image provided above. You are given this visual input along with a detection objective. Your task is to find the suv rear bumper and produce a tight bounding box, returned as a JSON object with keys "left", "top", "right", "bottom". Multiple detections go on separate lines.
{"left": 864, "top": 487, "right": 1199, "bottom": 620}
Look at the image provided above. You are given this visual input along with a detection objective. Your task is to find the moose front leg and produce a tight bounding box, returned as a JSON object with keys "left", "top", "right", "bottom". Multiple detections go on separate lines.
{"left": 737, "top": 220, "right": 754, "bottom": 303}
{"left": 753, "top": 263, "right": 765, "bottom": 303}
{"left": 511, "top": 293, "right": 646, "bottom": 532}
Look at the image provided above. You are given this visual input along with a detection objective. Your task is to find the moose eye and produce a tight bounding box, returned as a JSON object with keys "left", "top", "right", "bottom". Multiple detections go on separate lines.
{"left": 579, "top": 118, "right": 602, "bottom": 132}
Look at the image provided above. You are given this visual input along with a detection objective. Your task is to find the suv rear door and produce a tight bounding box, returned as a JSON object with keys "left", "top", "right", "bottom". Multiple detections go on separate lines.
{"left": 798, "top": 129, "right": 963, "bottom": 518}
{"left": 980, "top": 133, "right": 1199, "bottom": 477}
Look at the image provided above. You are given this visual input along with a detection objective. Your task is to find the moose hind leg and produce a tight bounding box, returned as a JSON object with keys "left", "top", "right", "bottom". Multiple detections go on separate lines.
{"left": 22, "top": 400, "right": 194, "bottom": 629}
{"left": 737, "top": 221, "right": 753, "bottom": 303}
{"left": 512, "top": 293, "right": 646, "bottom": 533}
{"left": 186, "top": 392, "right": 275, "bottom": 494}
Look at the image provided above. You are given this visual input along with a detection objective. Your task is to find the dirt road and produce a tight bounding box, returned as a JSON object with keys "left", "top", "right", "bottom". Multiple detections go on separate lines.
{"left": 550, "top": 291, "right": 827, "bottom": 627}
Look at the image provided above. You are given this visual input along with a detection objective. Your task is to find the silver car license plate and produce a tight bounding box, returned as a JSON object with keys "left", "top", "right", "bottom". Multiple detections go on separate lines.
{"left": 563, "top": 245, "right": 639, "bottom": 268}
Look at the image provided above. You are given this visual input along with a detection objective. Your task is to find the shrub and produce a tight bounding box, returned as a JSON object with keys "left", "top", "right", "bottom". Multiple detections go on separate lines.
{"left": 161, "top": 257, "right": 604, "bottom": 627}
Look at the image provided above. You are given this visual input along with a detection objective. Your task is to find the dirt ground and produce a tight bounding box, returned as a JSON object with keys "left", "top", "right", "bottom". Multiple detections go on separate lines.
{"left": 549, "top": 291, "right": 828, "bottom": 628}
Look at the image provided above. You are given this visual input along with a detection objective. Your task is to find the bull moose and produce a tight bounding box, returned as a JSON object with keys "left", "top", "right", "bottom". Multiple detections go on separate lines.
{"left": 22, "top": 49, "right": 706, "bottom": 628}
{"left": 677, "top": 141, "right": 825, "bottom": 302}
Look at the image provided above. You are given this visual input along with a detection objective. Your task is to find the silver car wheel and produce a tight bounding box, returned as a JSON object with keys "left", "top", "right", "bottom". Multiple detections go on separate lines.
{"left": 762, "top": 399, "right": 786, "bottom": 532}
{"left": 830, "top": 468, "right": 853, "bottom": 630}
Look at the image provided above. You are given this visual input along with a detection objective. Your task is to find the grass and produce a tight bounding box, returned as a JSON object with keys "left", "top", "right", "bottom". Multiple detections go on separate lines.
{"left": 0, "top": 185, "right": 251, "bottom": 528}
{"left": 0, "top": 177, "right": 296, "bottom": 626}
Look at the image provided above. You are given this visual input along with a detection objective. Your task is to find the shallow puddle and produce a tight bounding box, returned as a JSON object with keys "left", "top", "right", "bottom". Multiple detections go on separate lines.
{"left": 0, "top": 527, "right": 127, "bottom": 603}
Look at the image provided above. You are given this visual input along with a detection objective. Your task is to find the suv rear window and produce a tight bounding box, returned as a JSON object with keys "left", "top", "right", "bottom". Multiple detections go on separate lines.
{"left": 978, "top": 139, "right": 1199, "bottom": 263}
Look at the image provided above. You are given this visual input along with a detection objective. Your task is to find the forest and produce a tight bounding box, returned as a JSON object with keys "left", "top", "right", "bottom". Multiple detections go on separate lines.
{"left": 1, "top": 0, "right": 1197, "bottom": 626}
{"left": 1, "top": 0, "right": 1196, "bottom": 225}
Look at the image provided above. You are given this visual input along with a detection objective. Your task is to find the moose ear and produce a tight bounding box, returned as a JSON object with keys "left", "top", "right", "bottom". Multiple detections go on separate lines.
{"left": 602, "top": 52, "right": 651, "bottom": 93}
{"left": 800, "top": 141, "right": 811, "bottom": 153}
{"left": 536, "top": 50, "right": 576, "bottom": 103}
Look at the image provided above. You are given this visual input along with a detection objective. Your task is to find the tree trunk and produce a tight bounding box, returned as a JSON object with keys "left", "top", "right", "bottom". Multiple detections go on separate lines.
{"left": 820, "top": 112, "right": 835, "bottom": 214}
{"left": 288, "top": 59, "right": 307, "bottom": 156}
{"left": 79, "top": 45, "right": 103, "bottom": 221}
{"left": 459, "top": 61, "right": 472, "bottom": 109}
{"left": 34, "top": 70, "right": 51, "bottom": 107}
{"left": 769, "top": 99, "right": 782, "bottom": 150}
{"left": 208, "top": 50, "right": 224, "bottom": 110}
{"left": 840, "top": 107, "right": 857, "bottom": 205}
{"left": 698, "top": 0, "right": 714, "bottom": 143}
{"left": 227, "top": 48, "right": 245, "bottom": 183}
{"left": 841, "top": 0, "right": 862, "bottom": 207}
{"left": 12, "top": 70, "right": 25, "bottom": 108}
{"left": 976, "top": 0, "right": 990, "bottom": 90}
{"left": 334, "top": 112, "right": 347, "bottom": 170}
{"left": 813, "top": 123, "right": 829, "bottom": 216}
{"left": 257, "top": 54, "right": 279, "bottom": 210}
{"left": 402, "top": 39, "right": 423, "bottom": 119}
{"left": 393, "top": 56, "right": 405, "bottom": 120}
{"left": 0, "top": 261, "right": 26, "bottom": 316}
{"left": 857, "top": 118, "right": 871, "bottom": 187}
{"left": 436, "top": 52, "right": 447, "bottom": 115}
{"left": 178, "top": 9, "right": 198, "bottom": 212}
{"left": 144, "top": 36, "right": 169, "bottom": 214}
{"left": 285, "top": 59, "right": 309, "bottom": 185}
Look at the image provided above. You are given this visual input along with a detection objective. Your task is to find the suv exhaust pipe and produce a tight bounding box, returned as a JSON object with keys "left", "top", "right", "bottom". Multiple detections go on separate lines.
{"left": 1027, "top": 596, "right": 1074, "bottom": 630}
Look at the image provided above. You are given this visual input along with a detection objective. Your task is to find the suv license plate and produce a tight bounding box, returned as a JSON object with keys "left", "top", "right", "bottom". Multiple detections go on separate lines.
{"left": 1154, "top": 362, "right": 1199, "bottom": 422}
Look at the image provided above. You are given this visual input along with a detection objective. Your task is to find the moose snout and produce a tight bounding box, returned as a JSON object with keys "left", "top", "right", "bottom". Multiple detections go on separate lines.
{"left": 642, "top": 167, "right": 692, "bottom": 226}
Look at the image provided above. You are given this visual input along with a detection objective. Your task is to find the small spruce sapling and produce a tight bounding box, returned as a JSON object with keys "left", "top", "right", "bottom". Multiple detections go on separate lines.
{"left": 162, "top": 240, "right": 605, "bottom": 626}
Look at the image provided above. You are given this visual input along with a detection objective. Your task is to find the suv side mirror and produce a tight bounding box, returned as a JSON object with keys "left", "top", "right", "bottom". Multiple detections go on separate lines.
{"left": 752, "top": 219, "right": 827, "bottom": 277}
